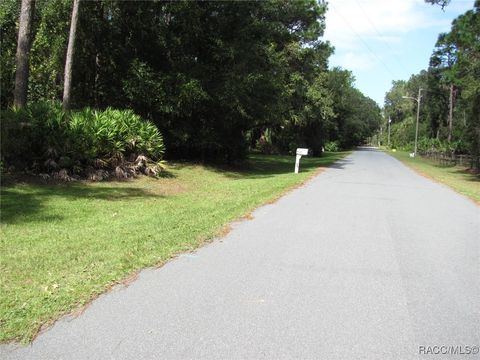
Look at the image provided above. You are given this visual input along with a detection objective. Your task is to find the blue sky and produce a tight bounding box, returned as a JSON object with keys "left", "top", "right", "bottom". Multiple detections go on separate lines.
{"left": 323, "top": 0, "right": 475, "bottom": 106}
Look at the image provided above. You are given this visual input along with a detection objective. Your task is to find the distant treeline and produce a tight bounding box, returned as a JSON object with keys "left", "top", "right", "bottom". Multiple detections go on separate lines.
{"left": 382, "top": 1, "right": 479, "bottom": 169}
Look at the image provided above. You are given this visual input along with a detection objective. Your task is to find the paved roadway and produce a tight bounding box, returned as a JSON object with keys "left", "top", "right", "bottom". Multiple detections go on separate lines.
{"left": 2, "top": 148, "right": 479, "bottom": 359}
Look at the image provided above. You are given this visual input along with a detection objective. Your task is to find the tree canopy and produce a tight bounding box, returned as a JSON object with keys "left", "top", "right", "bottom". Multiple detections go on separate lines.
{"left": 1, "top": 0, "right": 381, "bottom": 165}
{"left": 382, "top": 1, "right": 480, "bottom": 168}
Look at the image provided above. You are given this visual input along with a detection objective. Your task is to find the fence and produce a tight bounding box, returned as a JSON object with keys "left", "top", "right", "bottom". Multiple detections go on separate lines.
{"left": 420, "top": 151, "right": 473, "bottom": 167}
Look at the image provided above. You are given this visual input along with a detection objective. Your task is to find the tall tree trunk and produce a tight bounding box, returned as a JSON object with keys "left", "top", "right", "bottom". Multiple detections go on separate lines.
{"left": 94, "top": 53, "right": 100, "bottom": 107}
{"left": 447, "top": 83, "right": 454, "bottom": 143}
{"left": 13, "top": 0, "right": 35, "bottom": 108}
{"left": 63, "top": 0, "right": 80, "bottom": 110}
{"left": 93, "top": 1, "right": 104, "bottom": 108}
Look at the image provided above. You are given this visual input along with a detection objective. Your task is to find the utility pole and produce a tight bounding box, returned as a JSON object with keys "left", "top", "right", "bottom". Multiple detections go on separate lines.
{"left": 388, "top": 117, "right": 391, "bottom": 148}
{"left": 403, "top": 88, "right": 422, "bottom": 157}
{"left": 413, "top": 88, "right": 422, "bottom": 157}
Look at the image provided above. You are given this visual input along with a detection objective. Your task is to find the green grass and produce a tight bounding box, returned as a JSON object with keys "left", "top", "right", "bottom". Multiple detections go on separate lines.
{"left": 386, "top": 150, "right": 480, "bottom": 203}
{"left": 0, "top": 152, "right": 348, "bottom": 343}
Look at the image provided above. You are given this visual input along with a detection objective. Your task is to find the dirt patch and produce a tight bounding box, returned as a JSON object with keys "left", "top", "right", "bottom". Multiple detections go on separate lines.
{"left": 136, "top": 178, "right": 188, "bottom": 197}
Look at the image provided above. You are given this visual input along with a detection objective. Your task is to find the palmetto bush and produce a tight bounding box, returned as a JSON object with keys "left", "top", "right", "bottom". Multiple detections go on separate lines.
{"left": 68, "top": 107, "right": 165, "bottom": 162}
{"left": 324, "top": 141, "right": 340, "bottom": 152}
{"left": 1, "top": 101, "right": 165, "bottom": 175}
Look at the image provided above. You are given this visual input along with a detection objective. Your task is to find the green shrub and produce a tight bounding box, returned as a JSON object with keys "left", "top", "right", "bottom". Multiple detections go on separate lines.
{"left": 324, "top": 141, "right": 339, "bottom": 152}
{"left": 68, "top": 107, "right": 165, "bottom": 161}
{"left": 1, "top": 101, "right": 165, "bottom": 173}
{"left": 416, "top": 137, "right": 468, "bottom": 155}
{"left": 0, "top": 101, "right": 66, "bottom": 169}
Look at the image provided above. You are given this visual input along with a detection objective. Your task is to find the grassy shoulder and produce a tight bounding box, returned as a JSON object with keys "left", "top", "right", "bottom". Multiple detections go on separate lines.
{"left": 0, "top": 152, "right": 348, "bottom": 343}
{"left": 385, "top": 150, "right": 480, "bottom": 203}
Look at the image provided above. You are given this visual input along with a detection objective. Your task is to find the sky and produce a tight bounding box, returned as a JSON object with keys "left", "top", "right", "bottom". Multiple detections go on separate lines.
{"left": 323, "top": 0, "right": 475, "bottom": 106}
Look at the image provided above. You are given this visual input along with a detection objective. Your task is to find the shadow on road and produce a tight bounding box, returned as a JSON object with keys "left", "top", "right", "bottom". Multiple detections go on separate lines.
{"left": 328, "top": 158, "right": 352, "bottom": 169}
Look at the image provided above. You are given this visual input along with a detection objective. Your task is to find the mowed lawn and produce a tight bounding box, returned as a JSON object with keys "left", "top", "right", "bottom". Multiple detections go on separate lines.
{"left": 387, "top": 150, "right": 480, "bottom": 203}
{"left": 0, "top": 152, "right": 348, "bottom": 343}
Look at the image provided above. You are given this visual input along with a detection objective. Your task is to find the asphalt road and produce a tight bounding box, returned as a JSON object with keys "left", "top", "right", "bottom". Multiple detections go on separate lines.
{"left": 2, "top": 148, "right": 479, "bottom": 359}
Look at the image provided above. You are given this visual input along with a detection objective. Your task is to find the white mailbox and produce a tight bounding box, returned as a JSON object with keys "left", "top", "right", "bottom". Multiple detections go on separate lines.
{"left": 296, "top": 148, "right": 309, "bottom": 156}
{"left": 294, "top": 148, "right": 309, "bottom": 173}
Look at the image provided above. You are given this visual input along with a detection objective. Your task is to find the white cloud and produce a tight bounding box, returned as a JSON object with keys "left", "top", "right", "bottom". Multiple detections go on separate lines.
{"left": 323, "top": 0, "right": 457, "bottom": 77}
{"left": 322, "top": 0, "right": 474, "bottom": 105}
{"left": 335, "top": 52, "right": 377, "bottom": 70}
{"left": 324, "top": 0, "right": 447, "bottom": 50}
{"left": 369, "top": 35, "right": 402, "bottom": 44}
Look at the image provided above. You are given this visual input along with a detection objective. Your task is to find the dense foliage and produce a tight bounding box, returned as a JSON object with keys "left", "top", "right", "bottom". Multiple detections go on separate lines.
{"left": 382, "top": 1, "right": 480, "bottom": 168}
{"left": 1, "top": 0, "right": 381, "bottom": 166}
{"left": 1, "top": 102, "right": 165, "bottom": 178}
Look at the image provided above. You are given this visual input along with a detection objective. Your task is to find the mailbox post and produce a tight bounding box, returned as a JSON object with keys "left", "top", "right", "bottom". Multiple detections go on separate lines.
{"left": 295, "top": 148, "right": 309, "bottom": 173}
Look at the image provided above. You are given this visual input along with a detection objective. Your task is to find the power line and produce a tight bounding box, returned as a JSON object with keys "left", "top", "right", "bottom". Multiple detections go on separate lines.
{"left": 328, "top": 3, "right": 401, "bottom": 80}
{"left": 353, "top": 0, "right": 412, "bottom": 75}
